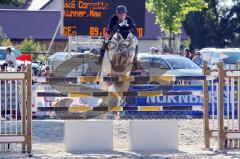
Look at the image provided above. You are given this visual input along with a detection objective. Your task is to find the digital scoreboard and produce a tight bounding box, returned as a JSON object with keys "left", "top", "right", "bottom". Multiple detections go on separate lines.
{"left": 63, "top": 0, "right": 145, "bottom": 37}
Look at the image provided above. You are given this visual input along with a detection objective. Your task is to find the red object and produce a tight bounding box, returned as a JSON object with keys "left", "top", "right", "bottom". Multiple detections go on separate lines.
{"left": 16, "top": 54, "right": 32, "bottom": 62}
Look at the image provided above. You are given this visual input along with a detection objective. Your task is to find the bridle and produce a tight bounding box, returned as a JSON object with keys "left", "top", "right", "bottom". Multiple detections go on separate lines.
{"left": 106, "top": 32, "right": 135, "bottom": 72}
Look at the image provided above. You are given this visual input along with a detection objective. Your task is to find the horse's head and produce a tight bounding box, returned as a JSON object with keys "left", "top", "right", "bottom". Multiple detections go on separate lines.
{"left": 105, "top": 32, "right": 138, "bottom": 73}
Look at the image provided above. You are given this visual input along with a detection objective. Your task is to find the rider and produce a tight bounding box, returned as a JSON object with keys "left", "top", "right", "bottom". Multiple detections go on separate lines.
{"left": 97, "top": 5, "right": 138, "bottom": 64}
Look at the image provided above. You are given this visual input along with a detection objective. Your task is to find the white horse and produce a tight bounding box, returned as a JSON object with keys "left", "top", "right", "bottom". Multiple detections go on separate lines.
{"left": 99, "top": 32, "right": 138, "bottom": 107}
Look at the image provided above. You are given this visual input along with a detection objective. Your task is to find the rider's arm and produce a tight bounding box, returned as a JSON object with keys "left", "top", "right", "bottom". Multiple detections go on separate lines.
{"left": 107, "top": 16, "right": 120, "bottom": 36}
{"left": 128, "top": 17, "right": 138, "bottom": 37}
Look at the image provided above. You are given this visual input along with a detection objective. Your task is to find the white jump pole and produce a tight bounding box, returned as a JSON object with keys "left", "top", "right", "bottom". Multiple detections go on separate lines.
{"left": 15, "top": 80, "right": 18, "bottom": 134}
{"left": 4, "top": 80, "right": 7, "bottom": 151}
{"left": 211, "top": 80, "right": 215, "bottom": 129}
{"left": 231, "top": 78, "right": 235, "bottom": 131}
{"left": 226, "top": 78, "right": 230, "bottom": 130}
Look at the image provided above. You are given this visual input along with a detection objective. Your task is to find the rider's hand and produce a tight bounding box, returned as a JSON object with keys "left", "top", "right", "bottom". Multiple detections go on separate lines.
{"left": 119, "top": 20, "right": 129, "bottom": 27}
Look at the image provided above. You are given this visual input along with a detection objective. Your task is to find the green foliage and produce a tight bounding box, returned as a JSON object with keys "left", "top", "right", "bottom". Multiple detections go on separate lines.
{"left": 182, "top": 39, "right": 191, "bottom": 49}
{"left": 0, "top": 0, "right": 25, "bottom": 6}
{"left": 16, "top": 39, "right": 46, "bottom": 61}
{"left": 1, "top": 39, "right": 13, "bottom": 47}
{"left": 146, "top": 0, "right": 207, "bottom": 34}
{"left": 183, "top": 0, "right": 240, "bottom": 49}
{"left": 0, "top": 33, "right": 4, "bottom": 44}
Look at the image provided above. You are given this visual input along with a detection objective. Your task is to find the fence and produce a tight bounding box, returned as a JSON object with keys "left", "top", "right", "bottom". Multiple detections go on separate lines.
{"left": 0, "top": 65, "right": 32, "bottom": 155}
{"left": 203, "top": 61, "right": 240, "bottom": 150}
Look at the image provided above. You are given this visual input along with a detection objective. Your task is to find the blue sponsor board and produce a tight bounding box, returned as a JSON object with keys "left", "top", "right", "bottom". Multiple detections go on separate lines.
{"left": 120, "top": 110, "right": 203, "bottom": 119}
{"left": 127, "top": 85, "right": 238, "bottom": 117}
{"left": 127, "top": 85, "right": 203, "bottom": 106}
{"left": 124, "top": 96, "right": 202, "bottom": 106}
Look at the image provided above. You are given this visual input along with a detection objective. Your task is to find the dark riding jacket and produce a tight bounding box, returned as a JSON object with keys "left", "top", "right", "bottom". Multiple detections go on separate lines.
{"left": 107, "top": 15, "right": 138, "bottom": 39}
{"left": 99, "top": 15, "right": 138, "bottom": 60}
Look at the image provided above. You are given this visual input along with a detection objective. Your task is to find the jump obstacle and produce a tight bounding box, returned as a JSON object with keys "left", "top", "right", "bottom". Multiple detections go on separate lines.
{"left": 36, "top": 75, "right": 206, "bottom": 83}
{"left": 1, "top": 61, "right": 240, "bottom": 154}
{"left": 36, "top": 71, "right": 204, "bottom": 152}
{"left": 36, "top": 74, "right": 204, "bottom": 114}
{"left": 38, "top": 61, "right": 240, "bottom": 152}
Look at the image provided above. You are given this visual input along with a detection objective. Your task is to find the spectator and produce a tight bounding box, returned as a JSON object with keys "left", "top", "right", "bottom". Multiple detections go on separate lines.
{"left": 183, "top": 48, "right": 191, "bottom": 59}
{"left": 150, "top": 47, "right": 159, "bottom": 54}
{"left": 1, "top": 47, "right": 17, "bottom": 71}
{"left": 192, "top": 51, "right": 202, "bottom": 66}
{"left": 190, "top": 50, "right": 194, "bottom": 60}
{"left": 150, "top": 47, "right": 156, "bottom": 54}
{"left": 41, "top": 66, "right": 53, "bottom": 78}
{"left": 162, "top": 48, "right": 168, "bottom": 55}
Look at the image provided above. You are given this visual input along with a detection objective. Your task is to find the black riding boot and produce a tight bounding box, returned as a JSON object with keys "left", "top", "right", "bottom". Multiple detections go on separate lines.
{"left": 97, "top": 38, "right": 110, "bottom": 64}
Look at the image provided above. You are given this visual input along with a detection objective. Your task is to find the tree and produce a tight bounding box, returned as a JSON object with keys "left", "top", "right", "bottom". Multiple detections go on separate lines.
{"left": 1, "top": 39, "right": 13, "bottom": 47}
{"left": 16, "top": 39, "right": 46, "bottom": 61}
{"left": 183, "top": 0, "right": 220, "bottom": 49}
{"left": 146, "top": 0, "right": 207, "bottom": 52}
{"left": 183, "top": 0, "right": 240, "bottom": 49}
{"left": 0, "top": 30, "right": 7, "bottom": 45}
{"left": 0, "top": 0, "right": 25, "bottom": 6}
{"left": 227, "top": 1, "right": 240, "bottom": 47}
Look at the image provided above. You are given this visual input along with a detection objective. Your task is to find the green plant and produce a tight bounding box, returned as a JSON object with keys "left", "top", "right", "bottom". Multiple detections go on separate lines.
{"left": 16, "top": 39, "right": 46, "bottom": 61}
{"left": 182, "top": 39, "right": 191, "bottom": 49}
{"left": 1, "top": 39, "right": 13, "bottom": 47}
{"left": 146, "top": 0, "right": 207, "bottom": 52}
{"left": 0, "top": 0, "right": 25, "bottom": 6}
{"left": 183, "top": 0, "right": 240, "bottom": 49}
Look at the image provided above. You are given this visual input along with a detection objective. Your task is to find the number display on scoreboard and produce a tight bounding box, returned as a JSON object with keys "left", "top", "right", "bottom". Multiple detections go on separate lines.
{"left": 63, "top": 0, "right": 145, "bottom": 37}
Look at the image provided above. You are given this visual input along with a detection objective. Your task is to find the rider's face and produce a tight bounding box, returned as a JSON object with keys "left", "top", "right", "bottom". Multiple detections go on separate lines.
{"left": 117, "top": 13, "right": 127, "bottom": 21}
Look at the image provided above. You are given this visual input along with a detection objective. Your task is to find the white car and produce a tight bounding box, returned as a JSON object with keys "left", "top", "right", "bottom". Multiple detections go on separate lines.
{"left": 200, "top": 48, "right": 240, "bottom": 69}
{"left": 137, "top": 53, "right": 203, "bottom": 85}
